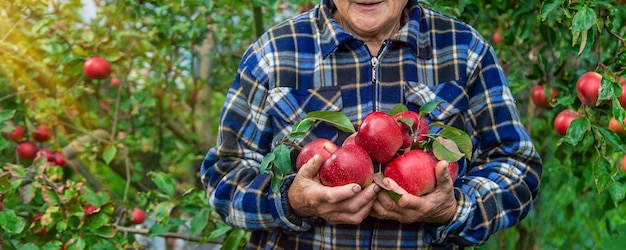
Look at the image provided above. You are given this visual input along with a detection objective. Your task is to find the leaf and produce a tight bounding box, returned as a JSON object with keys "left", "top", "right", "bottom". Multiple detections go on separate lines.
{"left": 0, "top": 210, "right": 26, "bottom": 234}
{"left": 207, "top": 221, "right": 233, "bottom": 241}
{"left": 102, "top": 144, "right": 117, "bottom": 165}
{"left": 432, "top": 137, "right": 465, "bottom": 162}
{"left": 595, "top": 126, "right": 625, "bottom": 153}
{"left": 42, "top": 187, "right": 61, "bottom": 206}
{"left": 388, "top": 103, "right": 409, "bottom": 116}
{"left": 291, "top": 119, "right": 315, "bottom": 136}
{"left": 565, "top": 117, "right": 588, "bottom": 145}
{"left": 271, "top": 174, "right": 285, "bottom": 194}
{"left": 305, "top": 111, "right": 355, "bottom": 133}
{"left": 430, "top": 122, "right": 472, "bottom": 159}
{"left": 150, "top": 172, "right": 176, "bottom": 197}
{"left": 0, "top": 109, "right": 15, "bottom": 123}
{"left": 91, "top": 225, "right": 117, "bottom": 238}
{"left": 259, "top": 152, "right": 275, "bottom": 174}
{"left": 148, "top": 223, "right": 171, "bottom": 237}
{"left": 598, "top": 76, "right": 619, "bottom": 106}
{"left": 540, "top": 0, "right": 561, "bottom": 21}
{"left": 387, "top": 190, "right": 403, "bottom": 202}
{"left": 608, "top": 182, "right": 625, "bottom": 207}
{"left": 21, "top": 183, "right": 36, "bottom": 204}
{"left": 189, "top": 208, "right": 210, "bottom": 235}
{"left": 222, "top": 229, "right": 247, "bottom": 250}
{"left": 272, "top": 144, "right": 292, "bottom": 177}
{"left": 419, "top": 100, "right": 443, "bottom": 116}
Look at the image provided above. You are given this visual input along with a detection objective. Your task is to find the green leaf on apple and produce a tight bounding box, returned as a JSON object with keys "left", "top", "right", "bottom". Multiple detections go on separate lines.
{"left": 387, "top": 190, "right": 403, "bottom": 202}
{"left": 388, "top": 103, "right": 409, "bottom": 116}
{"left": 289, "top": 119, "right": 315, "bottom": 141}
{"left": 260, "top": 144, "right": 292, "bottom": 193}
{"left": 304, "top": 111, "right": 355, "bottom": 133}
{"left": 598, "top": 76, "right": 619, "bottom": 106}
{"left": 565, "top": 117, "right": 588, "bottom": 145}
{"left": 432, "top": 137, "right": 465, "bottom": 162}
{"left": 419, "top": 100, "right": 444, "bottom": 117}
{"left": 430, "top": 122, "right": 472, "bottom": 160}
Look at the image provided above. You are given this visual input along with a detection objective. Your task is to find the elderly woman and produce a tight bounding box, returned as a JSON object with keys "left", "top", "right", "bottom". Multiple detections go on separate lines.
{"left": 200, "top": 0, "right": 543, "bottom": 249}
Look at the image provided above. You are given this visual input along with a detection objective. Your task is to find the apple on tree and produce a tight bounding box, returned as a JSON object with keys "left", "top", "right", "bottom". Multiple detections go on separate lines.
{"left": 16, "top": 141, "right": 38, "bottom": 160}
{"left": 554, "top": 109, "right": 582, "bottom": 136}
{"left": 5, "top": 125, "right": 25, "bottom": 142}
{"left": 621, "top": 155, "right": 626, "bottom": 173}
{"left": 32, "top": 124, "right": 52, "bottom": 142}
{"left": 130, "top": 208, "right": 146, "bottom": 224}
{"left": 576, "top": 71, "right": 602, "bottom": 107}
{"left": 83, "top": 57, "right": 112, "bottom": 79}
{"left": 531, "top": 85, "right": 558, "bottom": 108}
{"left": 617, "top": 76, "right": 626, "bottom": 109}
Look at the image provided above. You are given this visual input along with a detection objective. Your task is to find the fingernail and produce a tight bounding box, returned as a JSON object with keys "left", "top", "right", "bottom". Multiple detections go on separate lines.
{"left": 373, "top": 184, "right": 381, "bottom": 192}
{"left": 352, "top": 185, "right": 361, "bottom": 193}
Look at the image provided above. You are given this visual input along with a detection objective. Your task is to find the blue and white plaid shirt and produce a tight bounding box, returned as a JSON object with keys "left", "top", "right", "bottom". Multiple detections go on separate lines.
{"left": 200, "top": 0, "right": 542, "bottom": 249}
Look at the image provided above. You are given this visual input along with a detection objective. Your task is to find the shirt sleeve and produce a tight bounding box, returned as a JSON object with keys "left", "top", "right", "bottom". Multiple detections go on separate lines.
{"left": 199, "top": 52, "right": 313, "bottom": 232}
{"left": 425, "top": 43, "right": 543, "bottom": 245}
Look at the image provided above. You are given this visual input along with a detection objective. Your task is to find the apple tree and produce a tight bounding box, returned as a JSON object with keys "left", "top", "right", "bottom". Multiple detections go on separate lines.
{"left": 0, "top": 0, "right": 309, "bottom": 249}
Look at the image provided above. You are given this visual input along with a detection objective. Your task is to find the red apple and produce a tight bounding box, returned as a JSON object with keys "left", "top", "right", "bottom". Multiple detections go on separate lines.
{"left": 383, "top": 149, "right": 437, "bottom": 196}
{"left": 576, "top": 71, "right": 602, "bottom": 107}
{"left": 296, "top": 138, "right": 338, "bottom": 170}
{"left": 554, "top": 109, "right": 582, "bottom": 136}
{"left": 342, "top": 132, "right": 357, "bottom": 147}
{"left": 531, "top": 85, "right": 558, "bottom": 108}
{"left": 84, "top": 205, "right": 98, "bottom": 215}
{"left": 447, "top": 160, "right": 459, "bottom": 183}
{"left": 32, "top": 124, "right": 52, "bottom": 142}
{"left": 54, "top": 151, "right": 66, "bottom": 167}
{"left": 356, "top": 112, "right": 403, "bottom": 163}
{"left": 83, "top": 57, "right": 111, "bottom": 79}
{"left": 622, "top": 155, "right": 626, "bottom": 173}
{"left": 37, "top": 148, "right": 55, "bottom": 162}
{"left": 110, "top": 77, "right": 121, "bottom": 87}
{"left": 130, "top": 208, "right": 146, "bottom": 224}
{"left": 6, "top": 125, "right": 25, "bottom": 142}
{"left": 16, "top": 141, "right": 38, "bottom": 159}
{"left": 319, "top": 144, "right": 374, "bottom": 187}
{"left": 392, "top": 110, "right": 429, "bottom": 150}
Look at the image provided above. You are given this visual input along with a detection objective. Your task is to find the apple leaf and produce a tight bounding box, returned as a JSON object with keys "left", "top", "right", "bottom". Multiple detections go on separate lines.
{"left": 387, "top": 190, "right": 403, "bottom": 202}
{"left": 598, "top": 77, "right": 619, "bottom": 106}
{"left": 388, "top": 103, "right": 409, "bottom": 116}
{"left": 430, "top": 122, "right": 472, "bottom": 159}
{"left": 565, "top": 117, "right": 588, "bottom": 145}
{"left": 305, "top": 111, "right": 355, "bottom": 133}
{"left": 419, "top": 100, "right": 444, "bottom": 117}
{"left": 272, "top": 144, "right": 292, "bottom": 177}
{"left": 608, "top": 182, "right": 625, "bottom": 207}
{"left": 397, "top": 117, "right": 414, "bottom": 128}
{"left": 432, "top": 137, "right": 465, "bottom": 162}
{"left": 102, "top": 144, "right": 117, "bottom": 165}
{"left": 0, "top": 109, "right": 15, "bottom": 123}
{"left": 260, "top": 144, "right": 292, "bottom": 193}
{"left": 289, "top": 119, "right": 315, "bottom": 141}
{"left": 0, "top": 210, "right": 26, "bottom": 234}
{"left": 259, "top": 152, "right": 275, "bottom": 174}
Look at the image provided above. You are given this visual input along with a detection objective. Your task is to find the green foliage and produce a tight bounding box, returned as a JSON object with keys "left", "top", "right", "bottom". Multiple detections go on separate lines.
{"left": 2, "top": 0, "right": 626, "bottom": 249}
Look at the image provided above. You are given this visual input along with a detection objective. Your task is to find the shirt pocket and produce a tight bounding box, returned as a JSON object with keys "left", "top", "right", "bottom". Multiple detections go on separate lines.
{"left": 404, "top": 80, "right": 470, "bottom": 125}
{"left": 265, "top": 86, "right": 344, "bottom": 143}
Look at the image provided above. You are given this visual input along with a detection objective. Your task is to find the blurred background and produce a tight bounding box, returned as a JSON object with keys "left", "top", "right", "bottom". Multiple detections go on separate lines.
{"left": 1, "top": 0, "right": 625, "bottom": 249}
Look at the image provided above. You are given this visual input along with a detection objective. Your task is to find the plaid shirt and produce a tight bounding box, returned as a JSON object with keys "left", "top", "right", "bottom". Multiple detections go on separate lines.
{"left": 200, "top": 0, "right": 542, "bottom": 249}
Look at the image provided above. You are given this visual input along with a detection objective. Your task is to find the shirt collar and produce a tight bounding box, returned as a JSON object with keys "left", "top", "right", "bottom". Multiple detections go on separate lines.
{"left": 316, "top": 0, "right": 433, "bottom": 59}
